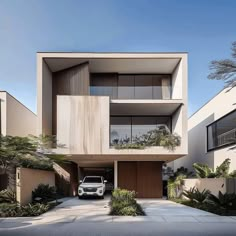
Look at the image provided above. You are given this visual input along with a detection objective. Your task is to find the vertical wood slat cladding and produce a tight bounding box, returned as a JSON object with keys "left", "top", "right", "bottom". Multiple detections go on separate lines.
{"left": 118, "top": 162, "right": 137, "bottom": 192}
{"left": 137, "top": 162, "right": 163, "bottom": 198}
{"left": 52, "top": 62, "right": 90, "bottom": 135}
{"left": 118, "top": 161, "right": 163, "bottom": 198}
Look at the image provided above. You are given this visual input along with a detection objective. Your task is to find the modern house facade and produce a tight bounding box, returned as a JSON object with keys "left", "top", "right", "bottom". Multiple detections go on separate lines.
{"left": 37, "top": 52, "right": 188, "bottom": 198}
{"left": 173, "top": 87, "right": 236, "bottom": 172}
{"left": 0, "top": 91, "right": 37, "bottom": 137}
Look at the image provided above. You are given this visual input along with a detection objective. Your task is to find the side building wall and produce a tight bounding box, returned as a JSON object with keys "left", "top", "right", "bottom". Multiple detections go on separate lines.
{"left": 0, "top": 91, "right": 36, "bottom": 136}
{"left": 173, "top": 87, "right": 236, "bottom": 172}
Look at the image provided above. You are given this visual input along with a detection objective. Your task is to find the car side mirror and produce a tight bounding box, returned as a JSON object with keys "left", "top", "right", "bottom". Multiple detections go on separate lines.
{"left": 104, "top": 180, "right": 107, "bottom": 183}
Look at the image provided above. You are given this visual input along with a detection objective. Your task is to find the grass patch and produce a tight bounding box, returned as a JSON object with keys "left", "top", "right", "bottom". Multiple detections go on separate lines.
{"left": 109, "top": 188, "right": 145, "bottom": 216}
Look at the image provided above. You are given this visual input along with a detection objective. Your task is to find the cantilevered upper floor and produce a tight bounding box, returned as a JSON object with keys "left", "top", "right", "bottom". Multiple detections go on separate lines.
{"left": 37, "top": 52, "right": 188, "bottom": 160}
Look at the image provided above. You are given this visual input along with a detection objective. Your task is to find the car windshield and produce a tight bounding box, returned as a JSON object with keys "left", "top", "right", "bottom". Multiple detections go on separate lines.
{"left": 83, "top": 177, "right": 102, "bottom": 183}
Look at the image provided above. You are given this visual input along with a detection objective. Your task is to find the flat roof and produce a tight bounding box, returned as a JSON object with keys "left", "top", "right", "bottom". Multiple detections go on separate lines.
{"left": 40, "top": 52, "right": 186, "bottom": 73}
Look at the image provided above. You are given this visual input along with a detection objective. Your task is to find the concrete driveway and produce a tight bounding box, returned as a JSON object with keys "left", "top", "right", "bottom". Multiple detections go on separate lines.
{"left": 1, "top": 197, "right": 236, "bottom": 236}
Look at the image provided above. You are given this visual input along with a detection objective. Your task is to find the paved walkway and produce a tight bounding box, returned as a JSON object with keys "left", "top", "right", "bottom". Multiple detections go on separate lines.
{"left": 1, "top": 197, "right": 236, "bottom": 235}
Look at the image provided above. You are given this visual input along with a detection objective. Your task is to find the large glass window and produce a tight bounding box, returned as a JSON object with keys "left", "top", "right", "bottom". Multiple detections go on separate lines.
{"left": 110, "top": 116, "right": 171, "bottom": 146}
{"left": 90, "top": 74, "right": 171, "bottom": 99}
{"left": 207, "top": 110, "right": 236, "bottom": 151}
{"left": 110, "top": 117, "right": 132, "bottom": 145}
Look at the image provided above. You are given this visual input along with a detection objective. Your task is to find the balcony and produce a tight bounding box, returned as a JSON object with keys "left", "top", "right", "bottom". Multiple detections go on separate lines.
{"left": 110, "top": 116, "right": 171, "bottom": 146}
{"left": 90, "top": 74, "right": 171, "bottom": 100}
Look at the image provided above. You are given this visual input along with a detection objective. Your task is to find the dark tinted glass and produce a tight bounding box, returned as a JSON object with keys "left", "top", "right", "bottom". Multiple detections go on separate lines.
{"left": 110, "top": 117, "right": 132, "bottom": 144}
{"left": 134, "top": 75, "right": 153, "bottom": 99}
{"left": 207, "top": 110, "right": 236, "bottom": 151}
{"left": 118, "top": 75, "right": 135, "bottom": 99}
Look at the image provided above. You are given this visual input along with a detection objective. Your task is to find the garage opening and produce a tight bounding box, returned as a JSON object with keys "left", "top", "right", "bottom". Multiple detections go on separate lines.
{"left": 118, "top": 161, "right": 163, "bottom": 198}
{"left": 79, "top": 166, "right": 114, "bottom": 193}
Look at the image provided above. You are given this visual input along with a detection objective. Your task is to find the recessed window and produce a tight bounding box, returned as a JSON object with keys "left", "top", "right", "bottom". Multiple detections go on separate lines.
{"left": 207, "top": 110, "right": 236, "bottom": 151}
{"left": 90, "top": 74, "right": 171, "bottom": 99}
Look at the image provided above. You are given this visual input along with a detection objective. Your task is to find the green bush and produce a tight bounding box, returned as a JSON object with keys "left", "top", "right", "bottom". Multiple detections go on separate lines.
{"left": 0, "top": 189, "right": 16, "bottom": 203}
{"left": 0, "top": 202, "right": 50, "bottom": 217}
{"left": 19, "top": 203, "right": 50, "bottom": 216}
{"left": 206, "top": 191, "right": 236, "bottom": 209}
{"left": 182, "top": 187, "right": 210, "bottom": 203}
{"left": 32, "top": 184, "right": 57, "bottom": 203}
{"left": 17, "top": 155, "right": 53, "bottom": 171}
{"left": 110, "top": 188, "right": 145, "bottom": 216}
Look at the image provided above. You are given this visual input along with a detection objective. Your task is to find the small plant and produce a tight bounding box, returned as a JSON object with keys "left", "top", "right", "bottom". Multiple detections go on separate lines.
{"left": 0, "top": 189, "right": 16, "bottom": 203}
{"left": 110, "top": 188, "right": 145, "bottom": 216}
{"left": 182, "top": 187, "right": 210, "bottom": 203}
{"left": 32, "top": 184, "right": 57, "bottom": 203}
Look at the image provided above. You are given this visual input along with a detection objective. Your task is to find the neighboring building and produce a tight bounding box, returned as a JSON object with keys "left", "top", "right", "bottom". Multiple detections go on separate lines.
{"left": 37, "top": 52, "right": 188, "bottom": 198}
{"left": 173, "top": 87, "right": 236, "bottom": 172}
{"left": 0, "top": 91, "right": 37, "bottom": 191}
{"left": 0, "top": 91, "right": 37, "bottom": 137}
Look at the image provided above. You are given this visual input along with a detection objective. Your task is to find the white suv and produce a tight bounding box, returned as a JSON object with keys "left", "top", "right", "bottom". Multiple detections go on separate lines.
{"left": 78, "top": 176, "right": 107, "bottom": 199}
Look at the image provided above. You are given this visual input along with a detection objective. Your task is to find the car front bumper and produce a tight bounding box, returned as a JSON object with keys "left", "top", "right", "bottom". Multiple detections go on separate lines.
{"left": 78, "top": 188, "right": 104, "bottom": 197}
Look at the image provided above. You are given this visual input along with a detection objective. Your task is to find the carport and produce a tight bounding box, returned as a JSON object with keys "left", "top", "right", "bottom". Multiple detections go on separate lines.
{"left": 76, "top": 161, "right": 115, "bottom": 193}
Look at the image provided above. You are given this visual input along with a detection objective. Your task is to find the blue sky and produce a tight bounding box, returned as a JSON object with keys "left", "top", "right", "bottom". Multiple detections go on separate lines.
{"left": 0, "top": 0, "right": 235, "bottom": 116}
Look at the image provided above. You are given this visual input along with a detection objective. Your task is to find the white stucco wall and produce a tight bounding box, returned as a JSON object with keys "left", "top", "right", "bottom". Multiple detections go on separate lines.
{"left": 174, "top": 87, "right": 236, "bottom": 172}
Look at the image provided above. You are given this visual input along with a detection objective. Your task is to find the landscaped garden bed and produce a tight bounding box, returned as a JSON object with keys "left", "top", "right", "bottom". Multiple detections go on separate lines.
{"left": 0, "top": 184, "right": 62, "bottom": 217}
{"left": 109, "top": 188, "right": 145, "bottom": 216}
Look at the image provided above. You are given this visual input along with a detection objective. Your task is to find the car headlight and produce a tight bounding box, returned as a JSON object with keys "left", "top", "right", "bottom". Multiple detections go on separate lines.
{"left": 79, "top": 186, "right": 83, "bottom": 189}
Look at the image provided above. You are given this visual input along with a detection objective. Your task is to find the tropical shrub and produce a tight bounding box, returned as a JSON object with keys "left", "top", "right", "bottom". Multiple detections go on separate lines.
{"left": 193, "top": 159, "right": 236, "bottom": 178}
{"left": 0, "top": 189, "right": 16, "bottom": 203}
{"left": 182, "top": 187, "right": 210, "bottom": 203}
{"left": 215, "top": 159, "right": 231, "bottom": 178}
{"left": 0, "top": 203, "right": 50, "bottom": 217}
{"left": 32, "top": 184, "right": 57, "bottom": 203}
{"left": 192, "top": 163, "right": 215, "bottom": 178}
{"left": 167, "top": 167, "right": 192, "bottom": 199}
{"left": 109, "top": 188, "right": 145, "bottom": 216}
{"left": 206, "top": 191, "right": 236, "bottom": 209}
{"left": 19, "top": 203, "right": 50, "bottom": 216}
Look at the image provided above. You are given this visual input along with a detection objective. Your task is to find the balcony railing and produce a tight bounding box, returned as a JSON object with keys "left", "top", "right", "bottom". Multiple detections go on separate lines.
{"left": 217, "top": 128, "right": 236, "bottom": 147}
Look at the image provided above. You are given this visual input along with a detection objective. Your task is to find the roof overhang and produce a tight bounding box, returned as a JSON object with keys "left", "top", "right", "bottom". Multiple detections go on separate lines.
{"left": 39, "top": 52, "right": 186, "bottom": 74}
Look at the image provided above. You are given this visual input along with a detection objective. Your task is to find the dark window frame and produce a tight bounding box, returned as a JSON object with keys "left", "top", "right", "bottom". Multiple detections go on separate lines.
{"left": 206, "top": 109, "right": 236, "bottom": 152}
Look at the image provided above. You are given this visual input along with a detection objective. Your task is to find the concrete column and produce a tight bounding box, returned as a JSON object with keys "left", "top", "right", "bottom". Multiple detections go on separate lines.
{"left": 114, "top": 160, "right": 118, "bottom": 188}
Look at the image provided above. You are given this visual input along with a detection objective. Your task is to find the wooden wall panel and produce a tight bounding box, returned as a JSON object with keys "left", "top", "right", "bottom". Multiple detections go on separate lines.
{"left": 57, "top": 96, "right": 110, "bottom": 154}
{"left": 137, "top": 162, "right": 163, "bottom": 198}
{"left": 118, "top": 161, "right": 163, "bottom": 198}
{"left": 118, "top": 162, "right": 137, "bottom": 192}
{"left": 52, "top": 62, "right": 90, "bottom": 134}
